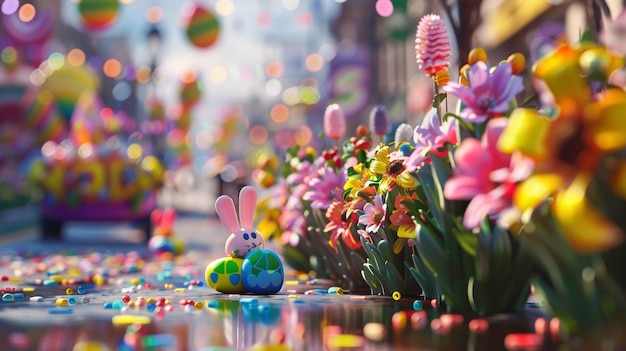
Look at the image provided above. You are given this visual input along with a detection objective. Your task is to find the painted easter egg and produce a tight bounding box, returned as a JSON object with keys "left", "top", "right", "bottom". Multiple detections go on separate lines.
{"left": 78, "top": 0, "right": 120, "bottom": 32}
{"left": 148, "top": 235, "right": 185, "bottom": 256}
{"left": 148, "top": 235, "right": 175, "bottom": 255}
{"left": 205, "top": 257, "right": 246, "bottom": 294}
{"left": 240, "top": 299, "right": 281, "bottom": 325}
{"left": 184, "top": 5, "right": 220, "bottom": 49}
{"left": 241, "top": 249, "right": 284, "bottom": 294}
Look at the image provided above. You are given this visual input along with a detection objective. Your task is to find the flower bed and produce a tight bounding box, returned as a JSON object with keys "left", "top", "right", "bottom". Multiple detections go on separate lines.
{"left": 252, "top": 10, "right": 626, "bottom": 342}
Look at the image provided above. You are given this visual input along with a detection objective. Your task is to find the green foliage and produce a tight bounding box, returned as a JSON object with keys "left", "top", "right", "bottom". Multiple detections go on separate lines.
{"left": 360, "top": 235, "right": 418, "bottom": 297}
{"left": 520, "top": 203, "right": 626, "bottom": 333}
{"left": 404, "top": 156, "right": 535, "bottom": 316}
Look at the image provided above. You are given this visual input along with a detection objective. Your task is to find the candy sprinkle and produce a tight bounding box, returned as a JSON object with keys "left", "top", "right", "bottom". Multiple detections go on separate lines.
{"left": 112, "top": 315, "right": 152, "bottom": 326}
{"left": 326, "top": 334, "right": 364, "bottom": 349}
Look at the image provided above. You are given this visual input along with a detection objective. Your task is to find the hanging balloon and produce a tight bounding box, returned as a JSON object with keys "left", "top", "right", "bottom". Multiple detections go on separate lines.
{"left": 183, "top": 5, "right": 220, "bottom": 49}
{"left": 42, "top": 63, "right": 99, "bottom": 123}
{"left": 24, "top": 90, "right": 67, "bottom": 144}
{"left": 179, "top": 73, "right": 201, "bottom": 108}
{"left": 78, "top": 0, "right": 120, "bottom": 32}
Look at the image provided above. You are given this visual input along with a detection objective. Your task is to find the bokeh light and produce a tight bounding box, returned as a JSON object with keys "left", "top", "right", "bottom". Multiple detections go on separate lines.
{"left": 127, "top": 143, "right": 143, "bottom": 161}
{"left": 181, "top": 70, "right": 197, "bottom": 84}
{"left": 249, "top": 125, "right": 268, "bottom": 144}
{"left": 295, "top": 125, "right": 313, "bottom": 146}
{"left": 167, "top": 129, "right": 186, "bottom": 148}
{"left": 1, "top": 47, "right": 18, "bottom": 66}
{"left": 256, "top": 11, "right": 271, "bottom": 27}
{"left": 195, "top": 130, "right": 214, "bottom": 150}
{"left": 29, "top": 69, "right": 46, "bottom": 86}
{"left": 77, "top": 143, "right": 95, "bottom": 159}
{"left": 47, "top": 52, "right": 65, "bottom": 70}
{"left": 282, "top": 87, "right": 300, "bottom": 105}
{"left": 265, "top": 79, "right": 282, "bottom": 96}
{"left": 135, "top": 65, "right": 152, "bottom": 84}
{"left": 210, "top": 66, "right": 228, "bottom": 83}
{"left": 282, "top": 0, "right": 299, "bottom": 10}
{"left": 67, "top": 48, "right": 86, "bottom": 67}
{"left": 215, "top": 0, "right": 234, "bottom": 16}
{"left": 300, "top": 86, "right": 320, "bottom": 104}
{"left": 103, "top": 58, "right": 122, "bottom": 78}
{"left": 295, "top": 10, "right": 313, "bottom": 28}
{"left": 18, "top": 3, "right": 36, "bottom": 22}
{"left": 270, "top": 104, "right": 289, "bottom": 124}
{"left": 375, "top": 0, "right": 394, "bottom": 17}
{"left": 1, "top": 0, "right": 19, "bottom": 15}
{"left": 305, "top": 53, "right": 324, "bottom": 72}
{"left": 119, "top": 0, "right": 134, "bottom": 3}
{"left": 146, "top": 6, "right": 163, "bottom": 23}
{"left": 265, "top": 61, "right": 284, "bottom": 78}
{"left": 112, "top": 81, "right": 132, "bottom": 102}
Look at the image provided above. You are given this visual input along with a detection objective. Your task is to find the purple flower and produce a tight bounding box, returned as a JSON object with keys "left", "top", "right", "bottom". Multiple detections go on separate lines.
{"left": 358, "top": 194, "right": 387, "bottom": 234}
{"left": 444, "top": 61, "right": 523, "bottom": 123}
{"left": 404, "top": 109, "right": 458, "bottom": 172}
{"left": 303, "top": 166, "right": 346, "bottom": 210}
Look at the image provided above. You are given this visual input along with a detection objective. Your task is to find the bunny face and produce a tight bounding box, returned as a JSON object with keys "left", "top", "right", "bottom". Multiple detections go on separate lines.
{"left": 225, "top": 229, "right": 265, "bottom": 258}
{"left": 215, "top": 186, "right": 266, "bottom": 258}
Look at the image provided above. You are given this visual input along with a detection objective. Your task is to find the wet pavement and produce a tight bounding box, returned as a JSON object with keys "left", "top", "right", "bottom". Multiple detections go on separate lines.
{"left": 0, "top": 197, "right": 546, "bottom": 351}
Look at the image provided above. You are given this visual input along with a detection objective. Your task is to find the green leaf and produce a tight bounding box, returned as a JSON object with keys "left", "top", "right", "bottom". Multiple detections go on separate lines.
{"left": 415, "top": 225, "right": 449, "bottom": 284}
{"left": 362, "top": 237, "right": 385, "bottom": 272}
{"left": 454, "top": 229, "right": 478, "bottom": 256}
{"left": 385, "top": 260, "right": 404, "bottom": 294}
{"left": 432, "top": 92, "right": 447, "bottom": 108}
{"left": 363, "top": 262, "right": 390, "bottom": 295}
{"left": 377, "top": 240, "right": 395, "bottom": 262}
{"left": 361, "top": 264, "right": 383, "bottom": 295}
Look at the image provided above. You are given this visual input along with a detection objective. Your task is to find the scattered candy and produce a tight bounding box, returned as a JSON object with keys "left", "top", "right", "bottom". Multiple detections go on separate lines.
{"left": 412, "top": 300, "right": 423, "bottom": 310}
{"left": 112, "top": 315, "right": 152, "bottom": 326}
{"left": 363, "top": 322, "right": 386, "bottom": 341}
{"left": 504, "top": 333, "right": 543, "bottom": 351}
{"left": 49, "top": 307, "right": 73, "bottom": 314}
{"left": 469, "top": 319, "right": 489, "bottom": 334}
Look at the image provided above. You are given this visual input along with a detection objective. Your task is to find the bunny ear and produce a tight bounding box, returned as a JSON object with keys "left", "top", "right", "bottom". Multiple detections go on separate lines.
{"left": 238, "top": 186, "right": 257, "bottom": 229}
{"left": 151, "top": 209, "right": 163, "bottom": 226}
{"left": 215, "top": 195, "right": 240, "bottom": 233}
{"left": 161, "top": 208, "right": 177, "bottom": 228}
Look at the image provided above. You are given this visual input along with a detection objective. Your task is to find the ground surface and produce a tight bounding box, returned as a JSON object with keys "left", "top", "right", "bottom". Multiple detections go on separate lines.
{"left": 0, "top": 188, "right": 545, "bottom": 351}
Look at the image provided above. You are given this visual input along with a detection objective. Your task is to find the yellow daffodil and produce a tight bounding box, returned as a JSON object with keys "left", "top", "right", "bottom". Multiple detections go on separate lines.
{"left": 499, "top": 43, "right": 626, "bottom": 254}
{"left": 368, "top": 146, "right": 416, "bottom": 193}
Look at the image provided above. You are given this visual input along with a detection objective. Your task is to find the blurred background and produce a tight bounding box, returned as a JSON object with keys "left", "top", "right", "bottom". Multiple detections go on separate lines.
{"left": 0, "top": 0, "right": 624, "bottom": 236}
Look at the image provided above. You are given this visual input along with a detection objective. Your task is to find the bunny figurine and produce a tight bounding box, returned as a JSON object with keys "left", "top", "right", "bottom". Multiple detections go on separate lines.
{"left": 148, "top": 207, "right": 185, "bottom": 257}
{"left": 205, "top": 186, "right": 284, "bottom": 294}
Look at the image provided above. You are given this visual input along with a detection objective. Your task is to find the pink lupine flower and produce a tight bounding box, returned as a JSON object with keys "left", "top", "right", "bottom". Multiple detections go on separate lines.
{"left": 443, "top": 61, "right": 524, "bottom": 123}
{"left": 323, "top": 104, "right": 346, "bottom": 141}
{"left": 443, "top": 118, "right": 534, "bottom": 229}
{"left": 358, "top": 194, "right": 387, "bottom": 234}
{"left": 415, "top": 14, "right": 451, "bottom": 77}
{"left": 404, "top": 109, "right": 458, "bottom": 172}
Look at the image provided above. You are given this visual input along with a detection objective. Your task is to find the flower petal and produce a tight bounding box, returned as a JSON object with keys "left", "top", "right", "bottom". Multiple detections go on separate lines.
{"left": 514, "top": 172, "right": 565, "bottom": 211}
{"left": 498, "top": 108, "right": 551, "bottom": 160}
{"left": 553, "top": 174, "right": 623, "bottom": 254}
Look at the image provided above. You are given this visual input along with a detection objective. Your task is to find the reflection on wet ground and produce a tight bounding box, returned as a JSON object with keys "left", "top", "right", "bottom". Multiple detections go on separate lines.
{"left": 0, "top": 276, "right": 545, "bottom": 351}
{"left": 0, "top": 215, "right": 546, "bottom": 351}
